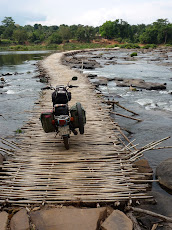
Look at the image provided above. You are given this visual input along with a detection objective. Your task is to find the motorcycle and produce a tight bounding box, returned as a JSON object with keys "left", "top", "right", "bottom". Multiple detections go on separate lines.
{"left": 40, "top": 76, "right": 86, "bottom": 150}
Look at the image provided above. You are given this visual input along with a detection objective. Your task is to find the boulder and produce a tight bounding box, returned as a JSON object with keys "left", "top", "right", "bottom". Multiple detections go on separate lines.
{"left": 30, "top": 207, "right": 107, "bottom": 230}
{"left": 97, "top": 77, "right": 108, "bottom": 85}
{"left": 63, "top": 56, "right": 101, "bottom": 69}
{"left": 115, "top": 78, "right": 166, "bottom": 90}
{"left": 101, "top": 210, "right": 133, "bottom": 230}
{"left": 86, "top": 74, "right": 97, "bottom": 79}
{"left": 105, "top": 61, "right": 117, "bottom": 65}
{"left": 156, "top": 158, "right": 172, "bottom": 190}
{"left": 91, "top": 78, "right": 108, "bottom": 86}
{"left": 0, "top": 211, "right": 8, "bottom": 230}
{"left": 133, "top": 159, "right": 153, "bottom": 178}
{"left": 2, "top": 73, "right": 12, "bottom": 76}
{"left": 1, "top": 77, "right": 5, "bottom": 82}
{"left": 10, "top": 208, "right": 30, "bottom": 230}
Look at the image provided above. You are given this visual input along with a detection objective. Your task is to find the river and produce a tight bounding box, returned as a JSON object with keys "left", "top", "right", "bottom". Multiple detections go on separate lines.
{"left": 72, "top": 49, "right": 172, "bottom": 201}
{"left": 0, "top": 50, "right": 53, "bottom": 140}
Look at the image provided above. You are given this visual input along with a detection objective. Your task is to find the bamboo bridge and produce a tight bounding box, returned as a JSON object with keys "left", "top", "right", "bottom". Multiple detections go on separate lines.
{"left": 0, "top": 51, "right": 153, "bottom": 206}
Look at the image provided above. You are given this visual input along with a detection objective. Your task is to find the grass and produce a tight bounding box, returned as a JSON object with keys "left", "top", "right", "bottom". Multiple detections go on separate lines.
{"left": 0, "top": 42, "right": 170, "bottom": 52}
{"left": 0, "top": 44, "right": 61, "bottom": 51}
{"left": 15, "top": 128, "right": 23, "bottom": 134}
{"left": 61, "top": 42, "right": 110, "bottom": 51}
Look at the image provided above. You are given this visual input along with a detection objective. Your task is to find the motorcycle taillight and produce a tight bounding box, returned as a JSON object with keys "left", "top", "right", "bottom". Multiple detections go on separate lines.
{"left": 52, "top": 120, "right": 56, "bottom": 125}
{"left": 59, "top": 119, "right": 66, "bottom": 126}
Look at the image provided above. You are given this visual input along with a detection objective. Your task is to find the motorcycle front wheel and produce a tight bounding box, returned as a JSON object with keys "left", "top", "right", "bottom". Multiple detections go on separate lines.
{"left": 63, "top": 136, "right": 69, "bottom": 150}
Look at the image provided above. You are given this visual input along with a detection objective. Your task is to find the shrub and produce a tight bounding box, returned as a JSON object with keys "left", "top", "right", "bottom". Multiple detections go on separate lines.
{"left": 119, "top": 43, "right": 140, "bottom": 49}
{"left": 15, "top": 128, "right": 23, "bottom": 134}
{"left": 0, "top": 39, "right": 13, "bottom": 45}
{"left": 130, "top": 52, "right": 137, "bottom": 57}
{"left": 142, "top": 44, "right": 157, "bottom": 49}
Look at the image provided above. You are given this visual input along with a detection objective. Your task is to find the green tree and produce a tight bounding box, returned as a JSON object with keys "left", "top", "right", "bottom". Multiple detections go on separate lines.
{"left": 70, "top": 25, "right": 79, "bottom": 38}
{"left": 2, "top": 17, "right": 15, "bottom": 27}
{"left": 13, "top": 29, "right": 28, "bottom": 44}
{"left": 139, "top": 19, "right": 172, "bottom": 44}
{"left": 0, "top": 25, "right": 4, "bottom": 37}
{"left": 1, "top": 16, "right": 16, "bottom": 39}
{"left": 76, "top": 26, "right": 96, "bottom": 42}
{"left": 154, "top": 19, "right": 171, "bottom": 44}
{"left": 99, "top": 21, "right": 115, "bottom": 39}
{"left": 99, "top": 19, "right": 132, "bottom": 41}
{"left": 48, "top": 32, "right": 63, "bottom": 44}
{"left": 139, "top": 26, "right": 158, "bottom": 44}
{"left": 58, "top": 25, "right": 71, "bottom": 41}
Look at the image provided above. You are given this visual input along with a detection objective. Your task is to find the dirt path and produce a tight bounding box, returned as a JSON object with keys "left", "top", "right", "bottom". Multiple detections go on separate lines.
{"left": 0, "top": 52, "right": 151, "bottom": 205}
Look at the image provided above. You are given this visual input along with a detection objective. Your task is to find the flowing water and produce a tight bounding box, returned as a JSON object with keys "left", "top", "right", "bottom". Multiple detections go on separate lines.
{"left": 0, "top": 50, "right": 53, "bottom": 139}
{"left": 75, "top": 49, "right": 172, "bottom": 198}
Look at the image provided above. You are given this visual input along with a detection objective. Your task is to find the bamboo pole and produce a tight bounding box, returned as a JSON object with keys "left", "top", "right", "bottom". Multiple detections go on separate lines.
{"left": 151, "top": 223, "right": 158, "bottom": 230}
{"left": 116, "top": 127, "right": 138, "bottom": 151}
{"left": 152, "top": 146, "right": 172, "bottom": 150}
{"left": 129, "top": 136, "right": 171, "bottom": 161}
{"left": 111, "top": 112, "right": 142, "bottom": 122}
{"left": 0, "top": 148, "right": 14, "bottom": 155}
{"left": 107, "top": 101, "right": 139, "bottom": 116}
{"left": 129, "top": 207, "right": 172, "bottom": 223}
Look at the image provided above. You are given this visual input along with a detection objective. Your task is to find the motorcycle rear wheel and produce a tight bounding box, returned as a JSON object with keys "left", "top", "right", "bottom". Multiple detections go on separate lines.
{"left": 63, "top": 136, "right": 69, "bottom": 150}
{"left": 76, "top": 102, "right": 84, "bottom": 134}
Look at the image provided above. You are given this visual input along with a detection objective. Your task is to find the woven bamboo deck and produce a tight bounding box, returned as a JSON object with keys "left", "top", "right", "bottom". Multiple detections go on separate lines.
{"left": 0, "top": 52, "right": 152, "bottom": 205}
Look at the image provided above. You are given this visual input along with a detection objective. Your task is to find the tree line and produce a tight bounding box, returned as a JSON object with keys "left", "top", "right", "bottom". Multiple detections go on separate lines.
{"left": 0, "top": 17, "right": 172, "bottom": 45}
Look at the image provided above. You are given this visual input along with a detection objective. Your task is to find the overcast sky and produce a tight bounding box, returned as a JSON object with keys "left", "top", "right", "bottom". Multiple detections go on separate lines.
{"left": 0, "top": 0, "right": 171, "bottom": 26}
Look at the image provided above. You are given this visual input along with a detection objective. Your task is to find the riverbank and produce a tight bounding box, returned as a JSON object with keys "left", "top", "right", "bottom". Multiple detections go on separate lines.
{"left": 0, "top": 42, "right": 113, "bottom": 52}
{"left": 1, "top": 41, "right": 171, "bottom": 52}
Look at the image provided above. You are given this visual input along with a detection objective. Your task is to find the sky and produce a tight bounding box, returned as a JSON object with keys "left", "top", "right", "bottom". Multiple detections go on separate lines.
{"left": 0, "top": 0, "right": 171, "bottom": 26}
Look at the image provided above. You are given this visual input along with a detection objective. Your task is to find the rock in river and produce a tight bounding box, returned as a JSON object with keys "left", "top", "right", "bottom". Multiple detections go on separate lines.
{"left": 156, "top": 158, "right": 172, "bottom": 190}
{"left": 115, "top": 78, "right": 166, "bottom": 90}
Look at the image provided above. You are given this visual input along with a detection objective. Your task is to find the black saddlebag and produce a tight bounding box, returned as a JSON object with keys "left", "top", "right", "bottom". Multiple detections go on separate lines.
{"left": 54, "top": 104, "right": 69, "bottom": 116}
{"left": 40, "top": 111, "right": 55, "bottom": 133}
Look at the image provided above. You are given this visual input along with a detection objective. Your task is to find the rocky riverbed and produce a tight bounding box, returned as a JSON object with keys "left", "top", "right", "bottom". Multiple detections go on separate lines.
{"left": 61, "top": 48, "right": 172, "bottom": 229}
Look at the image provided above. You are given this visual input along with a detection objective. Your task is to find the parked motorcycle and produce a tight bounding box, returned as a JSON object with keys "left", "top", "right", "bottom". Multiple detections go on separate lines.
{"left": 40, "top": 77, "right": 86, "bottom": 149}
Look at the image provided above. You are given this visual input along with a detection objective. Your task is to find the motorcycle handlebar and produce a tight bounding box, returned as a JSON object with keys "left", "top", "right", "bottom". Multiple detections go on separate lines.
{"left": 68, "top": 85, "right": 78, "bottom": 88}
{"left": 41, "top": 85, "right": 78, "bottom": 90}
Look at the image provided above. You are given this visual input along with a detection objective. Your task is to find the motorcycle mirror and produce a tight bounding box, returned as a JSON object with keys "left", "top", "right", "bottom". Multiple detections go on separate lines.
{"left": 72, "top": 76, "right": 78, "bottom": 81}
